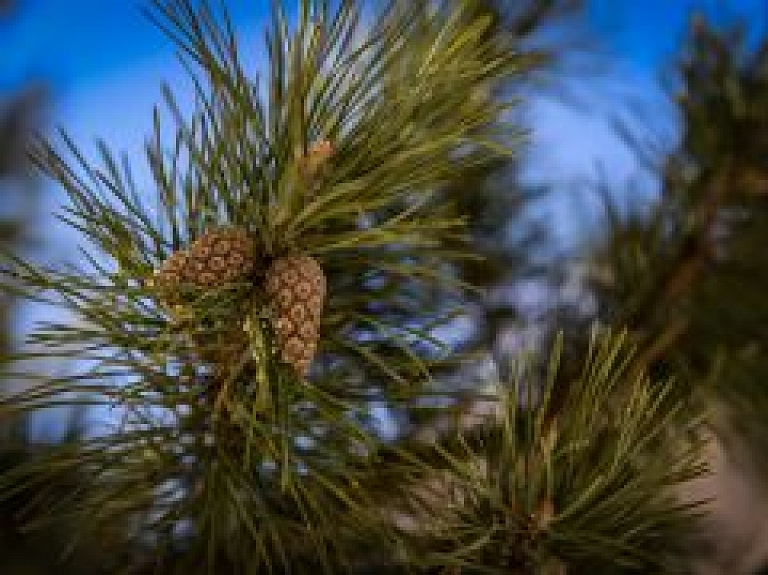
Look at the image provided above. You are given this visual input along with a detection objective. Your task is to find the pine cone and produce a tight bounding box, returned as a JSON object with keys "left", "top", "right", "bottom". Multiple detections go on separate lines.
{"left": 264, "top": 255, "right": 326, "bottom": 376}
{"left": 185, "top": 226, "right": 257, "bottom": 289}
{"left": 154, "top": 227, "right": 258, "bottom": 302}
{"left": 153, "top": 248, "right": 191, "bottom": 306}
{"left": 153, "top": 227, "right": 258, "bottom": 373}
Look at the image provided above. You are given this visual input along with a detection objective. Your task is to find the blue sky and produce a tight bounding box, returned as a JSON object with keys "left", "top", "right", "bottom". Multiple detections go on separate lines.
{"left": 588, "top": 0, "right": 766, "bottom": 66}
{"left": 1, "top": 1, "right": 266, "bottom": 88}
{"left": 3, "top": 0, "right": 763, "bottom": 89}
{"left": 2, "top": 0, "right": 764, "bottom": 200}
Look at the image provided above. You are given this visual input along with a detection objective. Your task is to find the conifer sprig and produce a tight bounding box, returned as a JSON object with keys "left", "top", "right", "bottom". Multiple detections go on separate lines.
{"left": 0, "top": 0, "right": 525, "bottom": 571}
{"left": 397, "top": 330, "right": 709, "bottom": 573}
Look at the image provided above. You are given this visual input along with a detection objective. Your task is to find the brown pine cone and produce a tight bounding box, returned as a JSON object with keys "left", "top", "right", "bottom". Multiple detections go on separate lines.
{"left": 185, "top": 226, "right": 257, "bottom": 289}
{"left": 153, "top": 248, "right": 191, "bottom": 306}
{"left": 264, "top": 255, "right": 326, "bottom": 376}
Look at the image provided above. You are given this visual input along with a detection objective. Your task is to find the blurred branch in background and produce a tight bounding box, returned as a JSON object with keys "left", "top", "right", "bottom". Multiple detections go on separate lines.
{"left": 0, "top": 0, "right": 46, "bottom": 365}
{"left": 542, "top": 14, "right": 768, "bottom": 574}
{"left": 0, "top": 4, "right": 108, "bottom": 575}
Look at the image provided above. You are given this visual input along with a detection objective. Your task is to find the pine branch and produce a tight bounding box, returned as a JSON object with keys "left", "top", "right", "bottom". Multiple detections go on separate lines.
{"left": 620, "top": 160, "right": 733, "bottom": 378}
{"left": 0, "top": 0, "right": 527, "bottom": 571}
{"left": 386, "top": 330, "right": 710, "bottom": 574}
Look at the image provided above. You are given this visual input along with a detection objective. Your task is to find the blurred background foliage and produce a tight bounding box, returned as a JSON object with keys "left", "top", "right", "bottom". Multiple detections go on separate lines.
{"left": 0, "top": 3, "right": 101, "bottom": 574}
{"left": 3, "top": 0, "right": 768, "bottom": 573}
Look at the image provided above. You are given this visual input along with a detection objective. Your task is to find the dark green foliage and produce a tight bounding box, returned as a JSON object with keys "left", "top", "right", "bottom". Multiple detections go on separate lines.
{"left": 389, "top": 331, "right": 708, "bottom": 574}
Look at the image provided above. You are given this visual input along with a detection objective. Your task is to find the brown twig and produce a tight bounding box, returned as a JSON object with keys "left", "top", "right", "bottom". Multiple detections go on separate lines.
{"left": 627, "top": 159, "right": 733, "bottom": 372}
